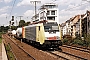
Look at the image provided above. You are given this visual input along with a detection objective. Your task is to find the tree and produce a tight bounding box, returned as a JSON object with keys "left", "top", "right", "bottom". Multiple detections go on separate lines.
{"left": 24, "top": 21, "right": 31, "bottom": 26}
{"left": 11, "top": 26, "right": 17, "bottom": 30}
{"left": 0, "top": 26, "right": 9, "bottom": 32}
{"left": 0, "top": 26, "right": 4, "bottom": 32}
{"left": 19, "top": 20, "right": 25, "bottom": 27}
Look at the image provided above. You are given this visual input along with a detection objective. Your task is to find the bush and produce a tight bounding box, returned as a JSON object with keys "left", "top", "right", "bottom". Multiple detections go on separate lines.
{"left": 0, "top": 32, "right": 2, "bottom": 43}
{"left": 84, "top": 34, "right": 90, "bottom": 47}
{"left": 63, "top": 39, "right": 68, "bottom": 44}
{"left": 72, "top": 38, "right": 83, "bottom": 45}
{"left": 62, "top": 38, "right": 71, "bottom": 45}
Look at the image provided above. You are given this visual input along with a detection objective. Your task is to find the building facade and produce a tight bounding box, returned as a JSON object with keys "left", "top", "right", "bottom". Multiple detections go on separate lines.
{"left": 31, "top": 3, "right": 59, "bottom": 23}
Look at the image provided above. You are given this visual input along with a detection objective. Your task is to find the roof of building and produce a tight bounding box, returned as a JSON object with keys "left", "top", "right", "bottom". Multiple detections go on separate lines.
{"left": 61, "top": 23, "right": 66, "bottom": 27}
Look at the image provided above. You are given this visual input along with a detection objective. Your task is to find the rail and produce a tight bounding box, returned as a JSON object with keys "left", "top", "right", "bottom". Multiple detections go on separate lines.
{"left": 4, "top": 34, "right": 36, "bottom": 60}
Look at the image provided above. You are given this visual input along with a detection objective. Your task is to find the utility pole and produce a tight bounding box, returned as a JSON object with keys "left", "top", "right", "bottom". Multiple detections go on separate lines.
{"left": 17, "top": 16, "right": 23, "bottom": 20}
{"left": 16, "top": 16, "right": 23, "bottom": 26}
{"left": 87, "top": 10, "right": 89, "bottom": 36}
{"left": 30, "top": 1, "right": 41, "bottom": 20}
{"left": 82, "top": 0, "right": 90, "bottom": 36}
{"left": 80, "top": 15, "right": 82, "bottom": 37}
{"left": 16, "top": 20, "right": 18, "bottom": 26}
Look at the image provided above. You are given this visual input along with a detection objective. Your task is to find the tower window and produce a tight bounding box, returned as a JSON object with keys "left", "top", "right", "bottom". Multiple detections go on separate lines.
{"left": 47, "top": 11, "right": 50, "bottom": 15}
{"left": 51, "top": 11, "right": 55, "bottom": 15}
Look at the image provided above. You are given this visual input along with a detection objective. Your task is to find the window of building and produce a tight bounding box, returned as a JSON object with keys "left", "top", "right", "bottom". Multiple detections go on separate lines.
{"left": 89, "top": 22, "right": 90, "bottom": 28}
{"left": 71, "top": 29, "right": 73, "bottom": 31}
{"left": 47, "top": 11, "right": 50, "bottom": 15}
{"left": 51, "top": 11, "right": 55, "bottom": 15}
{"left": 71, "top": 26, "right": 73, "bottom": 28}
{"left": 47, "top": 5, "right": 56, "bottom": 8}
{"left": 47, "top": 17, "right": 55, "bottom": 20}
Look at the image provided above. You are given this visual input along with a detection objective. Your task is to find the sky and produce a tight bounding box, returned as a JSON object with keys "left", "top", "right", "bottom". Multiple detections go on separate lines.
{"left": 0, "top": 0, "right": 90, "bottom": 26}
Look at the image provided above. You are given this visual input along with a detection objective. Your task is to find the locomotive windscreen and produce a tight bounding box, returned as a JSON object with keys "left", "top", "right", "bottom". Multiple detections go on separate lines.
{"left": 44, "top": 24, "right": 59, "bottom": 32}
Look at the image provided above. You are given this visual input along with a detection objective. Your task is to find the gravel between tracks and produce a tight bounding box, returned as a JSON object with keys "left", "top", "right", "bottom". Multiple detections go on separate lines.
{"left": 60, "top": 46, "right": 90, "bottom": 60}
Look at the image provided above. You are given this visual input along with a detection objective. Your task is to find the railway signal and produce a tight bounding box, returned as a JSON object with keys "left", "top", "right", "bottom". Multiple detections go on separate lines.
{"left": 9, "top": 21, "right": 11, "bottom": 25}
{"left": 12, "top": 16, "right": 14, "bottom": 21}
{"left": 11, "top": 16, "right": 14, "bottom": 26}
{"left": 9, "top": 16, "right": 15, "bottom": 27}
{"left": 12, "top": 21, "right": 14, "bottom": 25}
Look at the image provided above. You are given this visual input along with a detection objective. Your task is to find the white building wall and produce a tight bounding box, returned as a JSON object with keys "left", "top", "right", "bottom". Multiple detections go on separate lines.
{"left": 63, "top": 25, "right": 67, "bottom": 36}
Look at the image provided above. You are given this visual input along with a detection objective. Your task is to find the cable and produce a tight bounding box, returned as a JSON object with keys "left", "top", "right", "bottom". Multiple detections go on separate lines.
{"left": 9, "top": 0, "right": 16, "bottom": 18}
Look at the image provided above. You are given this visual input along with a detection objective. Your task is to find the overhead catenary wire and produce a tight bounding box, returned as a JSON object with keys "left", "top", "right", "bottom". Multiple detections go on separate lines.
{"left": 9, "top": 0, "right": 17, "bottom": 18}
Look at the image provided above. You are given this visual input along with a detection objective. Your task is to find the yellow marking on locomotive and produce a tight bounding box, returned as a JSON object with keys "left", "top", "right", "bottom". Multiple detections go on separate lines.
{"left": 36, "top": 23, "right": 45, "bottom": 44}
{"left": 58, "top": 24, "right": 62, "bottom": 40}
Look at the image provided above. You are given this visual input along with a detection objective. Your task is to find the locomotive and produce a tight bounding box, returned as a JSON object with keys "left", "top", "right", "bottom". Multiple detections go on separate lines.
{"left": 21, "top": 22, "right": 62, "bottom": 48}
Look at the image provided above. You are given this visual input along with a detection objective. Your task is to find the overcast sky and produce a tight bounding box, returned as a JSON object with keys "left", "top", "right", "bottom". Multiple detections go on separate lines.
{"left": 0, "top": 0, "right": 90, "bottom": 26}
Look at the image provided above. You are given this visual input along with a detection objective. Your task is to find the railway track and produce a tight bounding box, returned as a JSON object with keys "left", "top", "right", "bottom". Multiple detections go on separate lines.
{"left": 60, "top": 45, "right": 90, "bottom": 60}
{"left": 3, "top": 34, "right": 36, "bottom": 60}
{"left": 46, "top": 50, "right": 87, "bottom": 60}
{"left": 3, "top": 34, "right": 58, "bottom": 60}
{"left": 3, "top": 34, "right": 89, "bottom": 60}
{"left": 62, "top": 45, "right": 90, "bottom": 53}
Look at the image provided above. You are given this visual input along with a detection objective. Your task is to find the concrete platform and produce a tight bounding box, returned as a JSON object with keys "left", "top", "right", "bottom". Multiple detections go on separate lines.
{"left": 0, "top": 42, "right": 2, "bottom": 60}
{"left": 2, "top": 42, "right": 8, "bottom": 60}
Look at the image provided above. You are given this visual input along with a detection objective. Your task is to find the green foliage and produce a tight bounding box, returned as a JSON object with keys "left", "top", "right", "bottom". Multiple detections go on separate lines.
{"left": 62, "top": 39, "right": 68, "bottom": 45}
{"left": 0, "top": 38, "right": 2, "bottom": 43}
{"left": 71, "top": 38, "right": 89, "bottom": 47}
{"left": 18, "top": 20, "right": 30, "bottom": 27}
{"left": 19, "top": 20, "right": 25, "bottom": 27}
{"left": 62, "top": 34, "right": 90, "bottom": 47}
{"left": 0, "top": 26, "right": 9, "bottom": 32}
{"left": 72, "top": 39, "right": 84, "bottom": 46}
{"left": 0, "top": 32, "right": 3, "bottom": 43}
{"left": 5, "top": 44, "right": 10, "bottom": 51}
{"left": 24, "top": 22, "right": 30, "bottom": 26}
{"left": 85, "top": 34, "right": 90, "bottom": 47}
{"left": 11, "top": 26, "right": 17, "bottom": 30}
{"left": 62, "top": 35, "right": 72, "bottom": 45}
{"left": 5, "top": 44, "right": 15, "bottom": 60}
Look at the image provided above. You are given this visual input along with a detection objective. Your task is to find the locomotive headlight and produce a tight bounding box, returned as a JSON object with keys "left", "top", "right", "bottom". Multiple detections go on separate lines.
{"left": 56, "top": 36, "right": 60, "bottom": 39}
{"left": 45, "top": 37, "right": 48, "bottom": 40}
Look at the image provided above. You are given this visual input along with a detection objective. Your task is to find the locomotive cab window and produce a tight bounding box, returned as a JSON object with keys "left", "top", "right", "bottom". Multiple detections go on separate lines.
{"left": 39, "top": 26, "right": 40, "bottom": 31}
{"left": 44, "top": 25, "right": 59, "bottom": 32}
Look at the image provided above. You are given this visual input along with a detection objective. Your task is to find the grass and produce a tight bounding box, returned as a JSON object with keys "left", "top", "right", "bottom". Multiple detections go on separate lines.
{"left": 5, "top": 44, "right": 15, "bottom": 60}
{"left": 0, "top": 31, "right": 15, "bottom": 60}
{"left": 0, "top": 32, "right": 2, "bottom": 43}
{"left": 0, "top": 38, "right": 2, "bottom": 43}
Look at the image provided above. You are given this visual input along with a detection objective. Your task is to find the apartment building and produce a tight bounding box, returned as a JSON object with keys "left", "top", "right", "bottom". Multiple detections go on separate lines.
{"left": 61, "top": 10, "right": 90, "bottom": 39}
{"left": 82, "top": 10, "right": 90, "bottom": 37}
{"left": 61, "top": 23, "right": 66, "bottom": 36}
{"left": 31, "top": 3, "right": 59, "bottom": 23}
{"left": 61, "top": 15, "right": 80, "bottom": 38}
